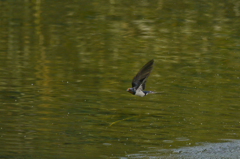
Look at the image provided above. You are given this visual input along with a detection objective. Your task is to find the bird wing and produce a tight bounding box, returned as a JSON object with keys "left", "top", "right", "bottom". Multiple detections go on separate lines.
{"left": 132, "top": 59, "right": 154, "bottom": 91}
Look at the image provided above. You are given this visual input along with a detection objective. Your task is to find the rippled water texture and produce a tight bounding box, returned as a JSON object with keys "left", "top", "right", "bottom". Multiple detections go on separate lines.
{"left": 0, "top": 0, "right": 240, "bottom": 158}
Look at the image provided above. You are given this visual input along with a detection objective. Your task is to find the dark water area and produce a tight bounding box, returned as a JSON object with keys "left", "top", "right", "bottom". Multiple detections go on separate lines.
{"left": 0, "top": 0, "right": 240, "bottom": 158}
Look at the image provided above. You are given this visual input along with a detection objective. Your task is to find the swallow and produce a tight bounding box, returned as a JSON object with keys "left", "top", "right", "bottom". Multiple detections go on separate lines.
{"left": 127, "top": 59, "right": 156, "bottom": 97}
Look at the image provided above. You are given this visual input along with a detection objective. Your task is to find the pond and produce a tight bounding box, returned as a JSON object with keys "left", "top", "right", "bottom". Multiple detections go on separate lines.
{"left": 0, "top": 0, "right": 240, "bottom": 158}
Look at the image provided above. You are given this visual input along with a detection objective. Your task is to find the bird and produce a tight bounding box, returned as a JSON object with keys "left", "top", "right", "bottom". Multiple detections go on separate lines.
{"left": 127, "top": 59, "right": 156, "bottom": 97}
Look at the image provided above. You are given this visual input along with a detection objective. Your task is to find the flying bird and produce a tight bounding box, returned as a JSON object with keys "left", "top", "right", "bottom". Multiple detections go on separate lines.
{"left": 127, "top": 59, "right": 156, "bottom": 97}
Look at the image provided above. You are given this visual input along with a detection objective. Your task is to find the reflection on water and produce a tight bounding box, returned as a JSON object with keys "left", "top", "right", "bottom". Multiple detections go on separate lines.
{"left": 0, "top": 0, "right": 240, "bottom": 158}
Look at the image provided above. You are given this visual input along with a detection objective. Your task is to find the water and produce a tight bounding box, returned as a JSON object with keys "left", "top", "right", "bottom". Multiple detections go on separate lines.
{"left": 0, "top": 0, "right": 240, "bottom": 158}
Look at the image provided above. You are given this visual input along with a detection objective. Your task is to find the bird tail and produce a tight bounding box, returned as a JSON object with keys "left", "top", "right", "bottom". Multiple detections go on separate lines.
{"left": 149, "top": 91, "right": 164, "bottom": 94}
{"left": 144, "top": 91, "right": 164, "bottom": 95}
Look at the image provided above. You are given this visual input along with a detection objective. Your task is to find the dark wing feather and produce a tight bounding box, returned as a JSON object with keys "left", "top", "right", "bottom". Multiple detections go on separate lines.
{"left": 132, "top": 59, "right": 154, "bottom": 90}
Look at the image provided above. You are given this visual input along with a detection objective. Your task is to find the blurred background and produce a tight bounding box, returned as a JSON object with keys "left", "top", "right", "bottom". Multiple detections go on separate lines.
{"left": 0, "top": 0, "right": 240, "bottom": 158}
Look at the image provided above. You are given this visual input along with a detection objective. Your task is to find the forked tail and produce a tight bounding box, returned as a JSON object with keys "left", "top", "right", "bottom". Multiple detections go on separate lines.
{"left": 144, "top": 91, "right": 164, "bottom": 95}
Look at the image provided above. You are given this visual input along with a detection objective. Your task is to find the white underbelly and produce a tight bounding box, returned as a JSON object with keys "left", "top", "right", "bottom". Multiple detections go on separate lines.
{"left": 135, "top": 90, "right": 145, "bottom": 97}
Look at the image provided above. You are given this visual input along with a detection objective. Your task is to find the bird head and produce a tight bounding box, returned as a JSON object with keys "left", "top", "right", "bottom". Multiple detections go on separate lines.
{"left": 126, "top": 88, "right": 135, "bottom": 95}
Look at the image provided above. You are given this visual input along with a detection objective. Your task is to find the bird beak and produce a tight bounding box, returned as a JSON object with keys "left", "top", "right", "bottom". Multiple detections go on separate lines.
{"left": 126, "top": 88, "right": 130, "bottom": 91}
